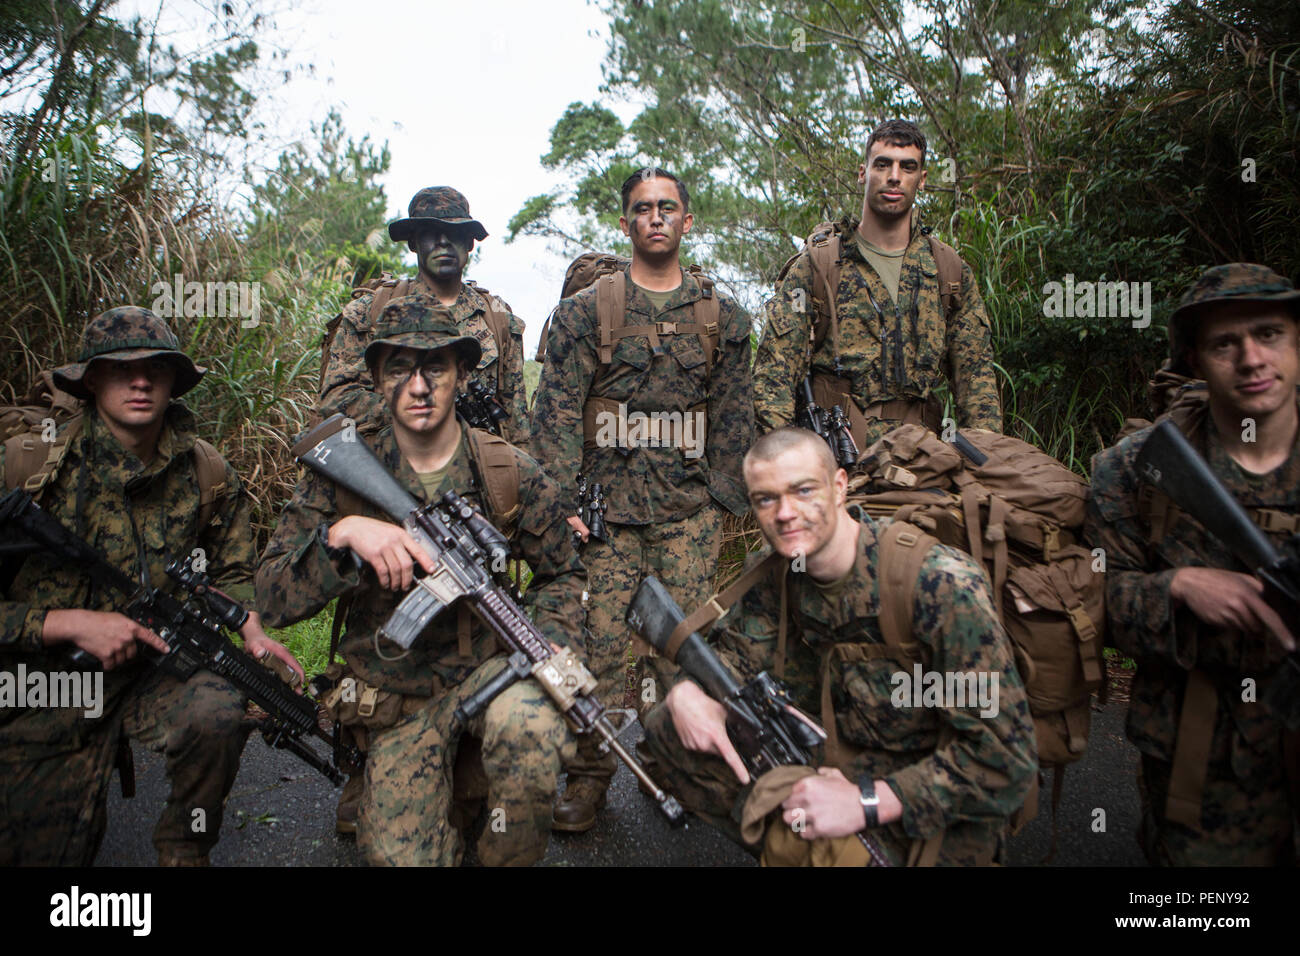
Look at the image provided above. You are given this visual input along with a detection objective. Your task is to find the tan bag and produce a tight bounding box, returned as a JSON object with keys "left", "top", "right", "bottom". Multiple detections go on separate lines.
{"left": 856, "top": 424, "right": 1106, "bottom": 840}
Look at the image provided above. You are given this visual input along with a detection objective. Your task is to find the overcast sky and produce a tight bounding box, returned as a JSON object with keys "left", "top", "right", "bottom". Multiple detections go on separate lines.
{"left": 133, "top": 0, "right": 640, "bottom": 356}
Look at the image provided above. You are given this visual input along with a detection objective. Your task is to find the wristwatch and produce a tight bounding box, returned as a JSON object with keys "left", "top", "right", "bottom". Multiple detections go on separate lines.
{"left": 857, "top": 774, "right": 880, "bottom": 828}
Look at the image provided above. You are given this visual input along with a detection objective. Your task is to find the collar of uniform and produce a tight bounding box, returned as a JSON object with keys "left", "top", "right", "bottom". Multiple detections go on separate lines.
{"left": 621, "top": 263, "right": 707, "bottom": 318}
{"left": 795, "top": 507, "right": 881, "bottom": 626}
{"left": 838, "top": 215, "right": 927, "bottom": 263}
{"left": 374, "top": 419, "right": 476, "bottom": 506}
{"left": 412, "top": 273, "right": 478, "bottom": 322}
{"left": 84, "top": 401, "right": 198, "bottom": 485}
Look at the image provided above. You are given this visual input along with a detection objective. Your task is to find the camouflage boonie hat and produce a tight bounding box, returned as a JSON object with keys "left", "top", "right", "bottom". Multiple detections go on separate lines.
{"left": 1169, "top": 263, "right": 1300, "bottom": 375}
{"left": 363, "top": 294, "right": 482, "bottom": 372}
{"left": 52, "top": 306, "right": 206, "bottom": 400}
{"left": 388, "top": 186, "right": 488, "bottom": 242}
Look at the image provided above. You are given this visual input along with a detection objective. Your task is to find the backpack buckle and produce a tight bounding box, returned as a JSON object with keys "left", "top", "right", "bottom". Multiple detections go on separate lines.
{"left": 655, "top": 321, "right": 677, "bottom": 335}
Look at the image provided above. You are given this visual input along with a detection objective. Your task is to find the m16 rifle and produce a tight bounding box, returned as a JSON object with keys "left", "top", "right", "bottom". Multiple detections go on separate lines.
{"left": 1136, "top": 419, "right": 1300, "bottom": 729}
{"left": 626, "top": 575, "right": 892, "bottom": 865}
{"left": 0, "top": 488, "right": 358, "bottom": 784}
{"left": 573, "top": 473, "right": 608, "bottom": 551}
{"left": 455, "top": 380, "right": 509, "bottom": 435}
{"left": 291, "top": 414, "right": 684, "bottom": 824}
{"left": 796, "top": 377, "right": 859, "bottom": 469}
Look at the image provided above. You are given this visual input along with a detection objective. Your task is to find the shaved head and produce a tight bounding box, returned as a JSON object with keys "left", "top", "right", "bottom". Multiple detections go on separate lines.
{"left": 743, "top": 427, "right": 837, "bottom": 487}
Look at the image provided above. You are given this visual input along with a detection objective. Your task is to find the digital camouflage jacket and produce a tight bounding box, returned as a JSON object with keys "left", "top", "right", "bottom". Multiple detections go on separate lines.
{"left": 319, "top": 277, "right": 529, "bottom": 444}
{"left": 754, "top": 217, "right": 1001, "bottom": 443}
{"left": 0, "top": 404, "right": 256, "bottom": 759}
{"left": 255, "top": 422, "right": 585, "bottom": 697}
{"left": 528, "top": 265, "right": 754, "bottom": 525}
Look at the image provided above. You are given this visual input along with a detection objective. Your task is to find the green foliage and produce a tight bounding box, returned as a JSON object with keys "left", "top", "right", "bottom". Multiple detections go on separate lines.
{"left": 520, "top": 0, "right": 1297, "bottom": 475}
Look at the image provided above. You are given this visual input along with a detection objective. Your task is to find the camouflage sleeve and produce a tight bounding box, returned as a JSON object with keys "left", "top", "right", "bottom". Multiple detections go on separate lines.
{"left": 947, "top": 261, "right": 1003, "bottom": 432}
{"left": 707, "top": 296, "right": 755, "bottom": 516}
{"left": 254, "top": 469, "right": 362, "bottom": 628}
{"left": 319, "top": 293, "right": 385, "bottom": 429}
{"left": 201, "top": 464, "right": 259, "bottom": 609}
{"left": 0, "top": 443, "right": 48, "bottom": 651}
{"left": 514, "top": 453, "right": 588, "bottom": 657}
{"left": 882, "top": 551, "right": 1037, "bottom": 839}
{"left": 527, "top": 296, "right": 593, "bottom": 510}
{"left": 753, "top": 252, "right": 814, "bottom": 434}
{"left": 499, "top": 312, "right": 530, "bottom": 448}
{"left": 1084, "top": 438, "right": 1208, "bottom": 669}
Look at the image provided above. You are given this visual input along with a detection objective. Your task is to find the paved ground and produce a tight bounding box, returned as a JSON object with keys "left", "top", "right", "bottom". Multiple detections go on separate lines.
{"left": 99, "top": 697, "right": 1146, "bottom": 867}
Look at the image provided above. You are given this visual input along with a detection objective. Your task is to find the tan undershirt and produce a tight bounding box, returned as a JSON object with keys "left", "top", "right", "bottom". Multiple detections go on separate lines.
{"left": 634, "top": 282, "right": 675, "bottom": 314}
{"left": 855, "top": 233, "right": 905, "bottom": 305}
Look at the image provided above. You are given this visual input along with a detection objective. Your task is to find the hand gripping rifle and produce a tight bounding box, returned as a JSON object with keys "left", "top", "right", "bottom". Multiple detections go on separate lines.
{"left": 455, "top": 380, "right": 509, "bottom": 436}
{"left": 1135, "top": 419, "right": 1300, "bottom": 729}
{"left": 0, "top": 488, "right": 358, "bottom": 784}
{"left": 626, "top": 575, "right": 893, "bottom": 865}
{"left": 795, "top": 377, "right": 859, "bottom": 470}
{"left": 291, "top": 414, "right": 685, "bottom": 825}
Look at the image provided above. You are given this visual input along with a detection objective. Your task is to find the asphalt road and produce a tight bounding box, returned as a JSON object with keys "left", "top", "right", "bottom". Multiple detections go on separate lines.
{"left": 98, "top": 697, "right": 1146, "bottom": 867}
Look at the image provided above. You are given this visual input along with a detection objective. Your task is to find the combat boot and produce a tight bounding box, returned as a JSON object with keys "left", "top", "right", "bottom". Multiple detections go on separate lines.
{"left": 552, "top": 775, "right": 610, "bottom": 833}
{"left": 336, "top": 772, "right": 364, "bottom": 836}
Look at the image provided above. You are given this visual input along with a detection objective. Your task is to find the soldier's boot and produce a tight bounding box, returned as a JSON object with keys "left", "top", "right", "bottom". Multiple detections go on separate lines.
{"left": 157, "top": 848, "right": 210, "bottom": 866}
{"left": 336, "top": 772, "right": 364, "bottom": 836}
{"left": 552, "top": 775, "right": 611, "bottom": 833}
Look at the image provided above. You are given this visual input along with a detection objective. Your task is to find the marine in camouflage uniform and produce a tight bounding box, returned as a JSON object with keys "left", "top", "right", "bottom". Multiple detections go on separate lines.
{"left": 319, "top": 186, "right": 529, "bottom": 445}
{"left": 0, "top": 307, "right": 301, "bottom": 866}
{"left": 754, "top": 120, "right": 1001, "bottom": 450}
{"left": 641, "top": 428, "right": 1036, "bottom": 865}
{"left": 528, "top": 167, "right": 754, "bottom": 830}
{"left": 257, "top": 296, "right": 583, "bottom": 866}
{"left": 1085, "top": 263, "right": 1300, "bottom": 866}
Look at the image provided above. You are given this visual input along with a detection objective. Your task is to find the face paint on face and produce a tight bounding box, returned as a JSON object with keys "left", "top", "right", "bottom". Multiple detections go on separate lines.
{"left": 379, "top": 346, "right": 464, "bottom": 434}
{"left": 744, "top": 447, "right": 846, "bottom": 564}
{"left": 413, "top": 228, "right": 471, "bottom": 282}
{"left": 620, "top": 176, "right": 693, "bottom": 260}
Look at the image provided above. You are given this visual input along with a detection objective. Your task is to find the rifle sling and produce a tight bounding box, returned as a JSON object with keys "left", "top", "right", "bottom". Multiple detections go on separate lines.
{"left": 1165, "top": 667, "right": 1217, "bottom": 829}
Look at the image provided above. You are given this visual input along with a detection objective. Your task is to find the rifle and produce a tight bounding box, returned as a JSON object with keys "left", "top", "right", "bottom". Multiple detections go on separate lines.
{"left": 626, "top": 575, "right": 892, "bottom": 865}
{"left": 573, "top": 473, "right": 608, "bottom": 551}
{"left": 1135, "top": 419, "right": 1300, "bottom": 730}
{"left": 795, "top": 377, "right": 859, "bottom": 469}
{"left": 0, "top": 488, "right": 358, "bottom": 784}
{"left": 455, "top": 380, "right": 509, "bottom": 435}
{"left": 291, "top": 414, "right": 684, "bottom": 825}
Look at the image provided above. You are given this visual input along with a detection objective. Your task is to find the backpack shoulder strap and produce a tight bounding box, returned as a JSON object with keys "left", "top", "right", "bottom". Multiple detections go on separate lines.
{"left": 806, "top": 222, "right": 843, "bottom": 352}
{"left": 466, "top": 427, "right": 521, "bottom": 527}
{"left": 687, "top": 265, "right": 722, "bottom": 372}
{"left": 2, "top": 413, "right": 84, "bottom": 495}
{"left": 191, "top": 438, "right": 230, "bottom": 530}
{"left": 926, "top": 235, "right": 965, "bottom": 319}
{"left": 663, "top": 551, "right": 785, "bottom": 662}
{"left": 475, "top": 289, "right": 514, "bottom": 392}
{"left": 876, "top": 519, "right": 940, "bottom": 652}
{"left": 595, "top": 271, "right": 627, "bottom": 366}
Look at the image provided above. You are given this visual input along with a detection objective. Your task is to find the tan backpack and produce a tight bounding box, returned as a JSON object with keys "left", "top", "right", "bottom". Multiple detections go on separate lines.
{"left": 853, "top": 425, "right": 1105, "bottom": 842}
{"left": 319, "top": 274, "right": 514, "bottom": 394}
{"left": 1, "top": 370, "right": 228, "bottom": 529}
